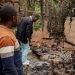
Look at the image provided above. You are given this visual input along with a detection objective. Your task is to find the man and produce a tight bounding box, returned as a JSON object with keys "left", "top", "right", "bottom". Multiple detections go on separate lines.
{"left": 16, "top": 13, "right": 39, "bottom": 64}
{"left": 0, "top": 4, "right": 23, "bottom": 75}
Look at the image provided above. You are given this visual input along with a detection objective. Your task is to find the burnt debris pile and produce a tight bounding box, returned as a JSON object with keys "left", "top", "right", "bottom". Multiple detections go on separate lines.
{"left": 28, "top": 45, "right": 75, "bottom": 75}
{"left": 29, "top": 61, "right": 53, "bottom": 75}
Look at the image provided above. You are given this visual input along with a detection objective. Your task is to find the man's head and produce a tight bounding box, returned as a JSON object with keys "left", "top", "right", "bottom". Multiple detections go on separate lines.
{"left": 32, "top": 13, "right": 39, "bottom": 22}
{"left": 0, "top": 4, "right": 17, "bottom": 28}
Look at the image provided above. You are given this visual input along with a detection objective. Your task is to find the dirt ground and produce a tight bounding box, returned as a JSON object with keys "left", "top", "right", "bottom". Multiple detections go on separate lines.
{"left": 31, "top": 20, "right": 51, "bottom": 47}
{"left": 24, "top": 18, "right": 75, "bottom": 75}
{"left": 31, "top": 17, "right": 75, "bottom": 50}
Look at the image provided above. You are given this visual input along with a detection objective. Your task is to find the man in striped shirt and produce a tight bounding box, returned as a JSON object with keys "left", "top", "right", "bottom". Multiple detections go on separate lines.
{"left": 0, "top": 4, "right": 23, "bottom": 75}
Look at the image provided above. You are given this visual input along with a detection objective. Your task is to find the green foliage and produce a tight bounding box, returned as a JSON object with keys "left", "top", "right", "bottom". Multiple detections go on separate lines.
{"left": 33, "top": 19, "right": 42, "bottom": 31}
{"left": 53, "top": 0, "right": 59, "bottom": 4}
{"left": 35, "top": 1, "right": 41, "bottom": 14}
{"left": 33, "top": 1, "right": 42, "bottom": 31}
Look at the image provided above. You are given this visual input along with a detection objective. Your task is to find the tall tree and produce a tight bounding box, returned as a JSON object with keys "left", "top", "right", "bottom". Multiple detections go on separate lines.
{"left": 45, "top": 0, "right": 75, "bottom": 38}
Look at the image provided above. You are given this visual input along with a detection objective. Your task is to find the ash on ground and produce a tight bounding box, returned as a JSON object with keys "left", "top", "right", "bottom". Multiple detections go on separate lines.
{"left": 23, "top": 44, "right": 75, "bottom": 75}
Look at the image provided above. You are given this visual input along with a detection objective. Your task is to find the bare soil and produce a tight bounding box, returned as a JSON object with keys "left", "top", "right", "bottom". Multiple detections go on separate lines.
{"left": 31, "top": 18, "right": 75, "bottom": 49}
{"left": 31, "top": 20, "right": 51, "bottom": 47}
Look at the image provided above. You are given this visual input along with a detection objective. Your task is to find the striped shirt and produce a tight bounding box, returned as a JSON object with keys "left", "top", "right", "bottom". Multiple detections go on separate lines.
{"left": 0, "top": 25, "right": 23, "bottom": 75}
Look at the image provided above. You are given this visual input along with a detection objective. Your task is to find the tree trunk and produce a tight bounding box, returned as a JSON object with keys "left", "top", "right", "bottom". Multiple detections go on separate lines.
{"left": 46, "top": 0, "right": 75, "bottom": 37}
{"left": 20, "top": 0, "right": 35, "bottom": 16}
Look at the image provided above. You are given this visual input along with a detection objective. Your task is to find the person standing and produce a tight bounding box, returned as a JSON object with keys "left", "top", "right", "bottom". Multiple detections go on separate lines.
{"left": 0, "top": 4, "right": 23, "bottom": 75}
{"left": 16, "top": 13, "right": 39, "bottom": 64}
